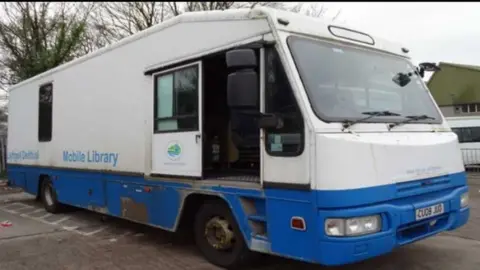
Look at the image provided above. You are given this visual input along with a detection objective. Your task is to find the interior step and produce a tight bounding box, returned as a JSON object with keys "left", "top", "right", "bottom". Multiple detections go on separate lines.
{"left": 252, "top": 234, "right": 269, "bottom": 241}
{"left": 240, "top": 197, "right": 268, "bottom": 240}
{"left": 204, "top": 174, "right": 260, "bottom": 183}
{"left": 248, "top": 214, "right": 268, "bottom": 239}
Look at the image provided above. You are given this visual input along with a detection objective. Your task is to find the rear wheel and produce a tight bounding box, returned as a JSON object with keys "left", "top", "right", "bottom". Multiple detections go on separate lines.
{"left": 41, "top": 178, "right": 65, "bottom": 213}
{"left": 194, "top": 201, "right": 257, "bottom": 269}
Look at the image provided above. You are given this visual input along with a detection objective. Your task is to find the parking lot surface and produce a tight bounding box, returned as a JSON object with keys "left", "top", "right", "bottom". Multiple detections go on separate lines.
{"left": 0, "top": 175, "right": 479, "bottom": 270}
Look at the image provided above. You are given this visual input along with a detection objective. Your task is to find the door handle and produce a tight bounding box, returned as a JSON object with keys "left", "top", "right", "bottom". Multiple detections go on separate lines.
{"left": 195, "top": 134, "right": 201, "bottom": 144}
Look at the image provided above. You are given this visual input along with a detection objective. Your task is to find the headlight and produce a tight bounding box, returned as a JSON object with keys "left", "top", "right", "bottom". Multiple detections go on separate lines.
{"left": 461, "top": 192, "right": 469, "bottom": 208}
{"left": 325, "top": 215, "right": 382, "bottom": 237}
{"left": 324, "top": 218, "right": 345, "bottom": 236}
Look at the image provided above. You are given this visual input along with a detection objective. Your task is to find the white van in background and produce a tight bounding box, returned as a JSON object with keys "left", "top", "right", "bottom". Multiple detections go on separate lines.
{"left": 447, "top": 116, "right": 480, "bottom": 166}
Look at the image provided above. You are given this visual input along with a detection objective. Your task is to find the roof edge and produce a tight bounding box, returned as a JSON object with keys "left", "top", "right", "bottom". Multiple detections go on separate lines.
{"left": 427, "top": 61, "right": 480, "bottom": 87}
{"left": 439, "top": 62, "right": 480, "bottom": 73}
{"left": 8, "top": 8, "right": 263, "bottom": 92}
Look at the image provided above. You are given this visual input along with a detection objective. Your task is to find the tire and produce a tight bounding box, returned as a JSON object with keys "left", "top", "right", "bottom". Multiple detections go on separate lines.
{"left": 194, "top": 201, "right": 258, "bottom": 269}
{"left": 40, "top": 178, "right": 65, "bottom": 213}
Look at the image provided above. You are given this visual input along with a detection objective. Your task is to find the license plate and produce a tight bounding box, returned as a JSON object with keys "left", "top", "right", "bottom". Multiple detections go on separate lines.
{"left": 415, "top": 203, "right": 444, "bottom": 221}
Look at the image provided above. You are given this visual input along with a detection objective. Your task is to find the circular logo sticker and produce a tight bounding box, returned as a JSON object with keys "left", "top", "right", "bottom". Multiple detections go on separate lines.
{"left": 166, "top": 141, "right": 182, "bottom": 161}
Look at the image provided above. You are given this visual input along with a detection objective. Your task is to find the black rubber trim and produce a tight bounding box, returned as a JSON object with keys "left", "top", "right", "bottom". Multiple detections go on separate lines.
{"left": 263, "top": 181, "right": 310, "bottom": 191}
{"left": 144, "top": 41, "right": 273, "bottom": 76}
{"left": 149, "top": 173, "right": 201, "bottom": 181}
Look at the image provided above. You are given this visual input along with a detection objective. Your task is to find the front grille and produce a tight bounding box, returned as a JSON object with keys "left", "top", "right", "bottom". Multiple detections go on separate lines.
{"left": 396, "top": 213, "right": 449, "bottom": 245}
{"left": 396, "top": 176, "right": 451, "bottom": 197}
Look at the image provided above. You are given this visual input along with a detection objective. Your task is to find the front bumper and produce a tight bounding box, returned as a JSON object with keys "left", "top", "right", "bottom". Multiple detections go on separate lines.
{"left": 315, "top": 185, "right": 470, "bottom": 266}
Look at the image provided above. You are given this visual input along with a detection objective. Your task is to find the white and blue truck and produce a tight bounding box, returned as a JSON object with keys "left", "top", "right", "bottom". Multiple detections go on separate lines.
{"left": 6, "top": 7, "right": 469, "bottom": 269}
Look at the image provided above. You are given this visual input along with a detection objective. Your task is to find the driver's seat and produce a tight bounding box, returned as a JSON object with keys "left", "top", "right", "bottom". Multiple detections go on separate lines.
{"left": 227, "top": 110, "right": 260, "bottom": 169}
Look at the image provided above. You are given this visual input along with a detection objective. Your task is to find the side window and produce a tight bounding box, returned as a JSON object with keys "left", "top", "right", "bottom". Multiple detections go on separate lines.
{"left": 265, "top": 47, "right": 304, "bottom": 156}
{"left": 451, "top": 128, "right": 463, "bottom": 142}
{"left": 471, "top": 127, "right": 480, "bottom": 142}
{"left": 38, "top": 83, "right": 53, "bottom": 142}
{"left": 154, "top": 64, "right": 199, "bottom": 133}
{"left": 461, "top": 127, "right": 480, "bottom": 143}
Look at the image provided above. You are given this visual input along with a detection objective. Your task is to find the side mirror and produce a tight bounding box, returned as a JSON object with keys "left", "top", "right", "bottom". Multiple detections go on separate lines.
{"left": 226, "top": 49, "right": 258, "bottom": 108}
{"left": 258, "top": 114, "right": 283, "bottom": 129}
{"left": 417, "top": 62, "right": 441, "bottom": 78}
{"left": 419, "top": 62, "right": 441, "bottom": 72}
{"left": 226, "top": 49, "right": 257, "bottom": 69}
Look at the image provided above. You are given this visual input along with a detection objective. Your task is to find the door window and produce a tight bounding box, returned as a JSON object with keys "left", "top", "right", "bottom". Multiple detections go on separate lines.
{"left": 154, "top": 65, "right": 199, "bottom": 133}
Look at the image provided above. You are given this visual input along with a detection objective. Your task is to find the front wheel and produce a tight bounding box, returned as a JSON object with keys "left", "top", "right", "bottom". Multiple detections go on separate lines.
{"left": 194, "top": 201, "right": 257, "bottom": 269}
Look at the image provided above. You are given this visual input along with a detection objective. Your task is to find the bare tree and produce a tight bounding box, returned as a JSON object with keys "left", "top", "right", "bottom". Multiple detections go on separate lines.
{"left": 89, "top": 2, "right": 169, "bottom": 45}
{"left": 167, "top": 2, "right": 236, "bottom": 16}
{"left": 166, "top": 2, "right": 288, "bottom": 16}
{"left": 90, "top": 1, "right": 341, "bottom": 51}
{"left": 0, "top": 2, "right": 93, "bottom": 135}
{"left": 0, "top": 104, "right": 7, "bottom": 132}
{"left": 0, "top": 2, "right": 92, "bottom": 86}
{"left": 0, "top": 2, "right": 341, "bottom": 86}
{"left": 92, "top": 2, "right": 289, "bottom": 47}
{"left": 290, "top": 3, "right": 342, "bottom": 20}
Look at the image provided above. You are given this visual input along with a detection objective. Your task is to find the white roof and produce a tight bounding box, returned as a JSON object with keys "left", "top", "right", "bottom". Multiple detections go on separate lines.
{"left": 9, "top": 7, "right": 409, "bottom": 91}
{"left": 255, "top": 7, "right": 408, "bottom": 56}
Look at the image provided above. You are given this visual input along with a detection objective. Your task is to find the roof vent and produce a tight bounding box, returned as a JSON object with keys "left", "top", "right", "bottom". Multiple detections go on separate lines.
{"left": 328, "top": 25, "right": 375, "bottom": 45}
{"left": 402, "top": 47, "right": 409, "bottom": 53}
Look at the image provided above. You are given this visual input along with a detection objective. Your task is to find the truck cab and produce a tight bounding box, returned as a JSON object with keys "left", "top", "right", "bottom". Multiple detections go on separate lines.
{"left": 220, "top": 7, "right": 469, "bottom": 266}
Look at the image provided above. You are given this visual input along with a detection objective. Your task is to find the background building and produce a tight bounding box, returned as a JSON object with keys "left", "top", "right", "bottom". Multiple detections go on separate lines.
{"left": 428, "top": 62, "right": 480, "bottom": 117}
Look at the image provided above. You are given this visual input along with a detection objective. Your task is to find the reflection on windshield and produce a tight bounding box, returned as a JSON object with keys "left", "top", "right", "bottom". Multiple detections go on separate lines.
{"left": 287, "top": 36, "right": 441, "bottom": 123}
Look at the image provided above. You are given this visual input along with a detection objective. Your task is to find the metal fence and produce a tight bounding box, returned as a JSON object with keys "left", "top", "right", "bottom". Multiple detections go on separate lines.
{"left": 461, "top": 148, "right": 480, "bottom": 174}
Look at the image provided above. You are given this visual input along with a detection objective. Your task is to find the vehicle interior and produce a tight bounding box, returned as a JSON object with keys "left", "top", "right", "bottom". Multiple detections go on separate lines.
{"left": 201, "top": 49, "right": 261, "bottom": 183}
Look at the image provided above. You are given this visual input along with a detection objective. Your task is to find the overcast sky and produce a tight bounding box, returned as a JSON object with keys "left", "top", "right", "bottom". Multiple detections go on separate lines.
{"left": 319, "top": 1, "right": 480, "bottom": 70}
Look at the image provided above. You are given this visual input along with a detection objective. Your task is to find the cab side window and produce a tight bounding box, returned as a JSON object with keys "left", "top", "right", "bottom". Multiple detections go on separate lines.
{"left": 264, "top": 47, "right": 304, "bottom": 156}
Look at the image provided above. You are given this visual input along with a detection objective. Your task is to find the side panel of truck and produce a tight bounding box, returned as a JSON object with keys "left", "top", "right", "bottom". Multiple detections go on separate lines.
{"left": 6, "top": 16, "right": 275, "bottom": 242}
{"left": 7, "top": 18, "right": 271, "bottom": 175}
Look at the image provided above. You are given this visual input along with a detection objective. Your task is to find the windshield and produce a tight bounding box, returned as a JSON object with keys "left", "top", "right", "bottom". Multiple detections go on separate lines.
{"left": 286, "top": 35, "right": 442, "bottom": 124}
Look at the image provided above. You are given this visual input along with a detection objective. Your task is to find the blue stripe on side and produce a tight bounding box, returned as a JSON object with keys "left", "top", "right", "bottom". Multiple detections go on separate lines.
{"left": 6, "top": 165, "right": 470, "bottom": 267}
{"left": 6, "top": 165, "right": 263, "bottom": 233}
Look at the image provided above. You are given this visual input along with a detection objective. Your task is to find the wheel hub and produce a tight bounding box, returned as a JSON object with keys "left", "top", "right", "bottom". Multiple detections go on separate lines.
{"left": 204, "top": 216, "right": 235, "bottom": 250}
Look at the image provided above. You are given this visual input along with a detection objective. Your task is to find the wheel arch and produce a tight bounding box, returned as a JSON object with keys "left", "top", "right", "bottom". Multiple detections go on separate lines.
{"left": 176, "top": 191, "right": 251, "bottom": 245}
{"left": 36, "top": 173, "right": 50, "bottom": 200}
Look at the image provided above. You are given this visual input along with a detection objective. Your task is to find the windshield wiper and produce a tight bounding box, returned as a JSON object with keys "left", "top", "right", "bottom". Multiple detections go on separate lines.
{"left": 388, "top": 114, "right": 435, "bottom": 130}
{"left": 342, "top": 110, "right": 401, "bottom": 130}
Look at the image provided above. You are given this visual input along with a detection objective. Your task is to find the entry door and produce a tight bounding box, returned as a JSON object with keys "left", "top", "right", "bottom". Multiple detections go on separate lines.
{"left": 151, "top": 61, "right": 203, "bottom": 177}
